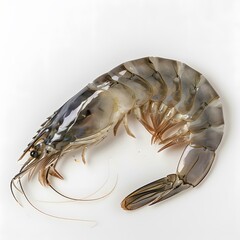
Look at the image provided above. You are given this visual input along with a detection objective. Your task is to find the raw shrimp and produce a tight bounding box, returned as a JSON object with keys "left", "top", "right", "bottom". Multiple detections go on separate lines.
{"left": 11, "top": 57, "right": 224, "bottom": 213}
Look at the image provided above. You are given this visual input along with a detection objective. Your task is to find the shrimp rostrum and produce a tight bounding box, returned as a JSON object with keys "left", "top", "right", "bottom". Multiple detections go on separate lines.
{"left": 11, "top": 57, "right": 224, "bottom": 212}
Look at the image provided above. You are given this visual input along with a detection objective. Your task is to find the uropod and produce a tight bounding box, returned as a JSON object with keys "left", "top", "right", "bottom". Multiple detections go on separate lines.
{"left": 11, "top": 57, "right": 224, "bottom": 213}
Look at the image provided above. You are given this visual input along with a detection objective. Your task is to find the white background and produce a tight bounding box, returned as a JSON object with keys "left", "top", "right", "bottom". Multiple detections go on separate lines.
{"left": 0, "top": 0, "right": 240, "bottom": 239}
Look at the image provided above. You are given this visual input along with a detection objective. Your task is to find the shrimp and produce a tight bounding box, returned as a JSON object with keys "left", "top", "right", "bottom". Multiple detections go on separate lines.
{"left": 11, "top": 57, "right": 224, "bottom": 213}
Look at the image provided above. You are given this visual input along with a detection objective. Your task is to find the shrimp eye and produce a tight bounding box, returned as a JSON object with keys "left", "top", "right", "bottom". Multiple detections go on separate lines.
{"left": 85, "top": 109, "right": 91, "bottom": 116}
{"left": 30, "top": 150, "right": 39, "bottom": 158}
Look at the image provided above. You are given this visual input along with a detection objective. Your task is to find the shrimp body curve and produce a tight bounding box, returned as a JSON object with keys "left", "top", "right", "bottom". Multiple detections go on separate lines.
{"left": 11, "top": 57, "right": 224, "bottom": 212}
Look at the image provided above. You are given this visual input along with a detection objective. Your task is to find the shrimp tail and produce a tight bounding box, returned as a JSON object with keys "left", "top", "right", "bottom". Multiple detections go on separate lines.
{"left": 121, "top": 174, "right": 190, "bottom": 210}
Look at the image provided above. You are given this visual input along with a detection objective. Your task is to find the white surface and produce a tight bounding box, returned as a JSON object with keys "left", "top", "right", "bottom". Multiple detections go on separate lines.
{"left": 0, "top": 0, "right": 240, "bottom": 239}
